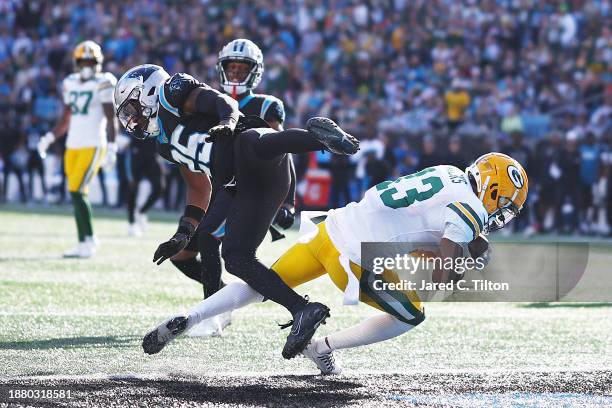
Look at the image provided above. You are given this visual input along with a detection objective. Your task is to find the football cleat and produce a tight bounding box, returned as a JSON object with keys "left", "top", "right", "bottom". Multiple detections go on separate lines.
{"left": 302, "top": 340, "right": 342, "bottom": 375}
{"left": 85, "top": 235, "right": 100, "bottom": 249}
{"left": 135, "top": 212, "right": 148, "bottom": 232}
{"left": 128, "top": 223, "right": 142, "bottom": 237}
{"left": 281, "top": 302, "right": 330, "bottom": 359}
{"left": 142, "top": 315, "right": 189, "bottom": 355}
{"left": 63, "top": 242, "right": 95, "bottom": 259}
{"left": 306, "top": 117, "right": 360, "bottom": 155}
{"left": 217, "top": 310, "right": 232, "bottom": 331}
{"left": 186, "top": 312, "right": 229, "bottom": 338}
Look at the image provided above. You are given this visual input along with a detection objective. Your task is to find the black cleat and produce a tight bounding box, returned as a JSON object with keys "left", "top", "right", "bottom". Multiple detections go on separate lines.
{"left": 281, "top": 302, "right": 330, "bottom": 359}
{"left": 142, "top": 315, "right": 189, "bottom": 355}
{"left": 307, "top": 117, "right": 360, "bottom": 155}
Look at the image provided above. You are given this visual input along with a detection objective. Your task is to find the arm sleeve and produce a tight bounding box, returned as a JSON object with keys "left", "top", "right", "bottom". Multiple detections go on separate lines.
{"left": 263, "top": 100, "right": 285, "bottom": 124}
{"left": 194, "top": 87, "right": 240, "bottom": 130}
{"left": 284, "top": 154, "right": 297, "bottom": 206}
{"left": 98, "top": 73, "right": 117, "bottom": 104}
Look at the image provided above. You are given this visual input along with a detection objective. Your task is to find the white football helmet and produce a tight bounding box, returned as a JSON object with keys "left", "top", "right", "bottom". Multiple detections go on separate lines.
{"left": 73, "top": 40, "right": 103, "bottom": 80}
{"left": 115, "top": 64, "right": 170, "bottom": 139}
{"left": 217, "top": 39, "right": 264, "bottom": 96}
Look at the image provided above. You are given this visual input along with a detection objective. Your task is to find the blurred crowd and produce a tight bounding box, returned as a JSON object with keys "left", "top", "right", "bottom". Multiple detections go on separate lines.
{"left": 0, "top": 0, "right": 610, "bottom": 235}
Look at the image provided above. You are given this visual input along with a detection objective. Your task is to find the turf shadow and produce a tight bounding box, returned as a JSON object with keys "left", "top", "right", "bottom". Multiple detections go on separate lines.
{"left": 0, "top": 335, "right": 140, "bottom": 350}
{"left": 46, "top": 376, "right": 368, "bottom": 408}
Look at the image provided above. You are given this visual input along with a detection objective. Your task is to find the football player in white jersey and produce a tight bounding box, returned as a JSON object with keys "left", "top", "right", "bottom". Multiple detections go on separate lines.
{"left": 38, "top": 41, "right": 118, "bottom": 258}
{"left": 142, "top": 153, "right": 528, "bottom": 374}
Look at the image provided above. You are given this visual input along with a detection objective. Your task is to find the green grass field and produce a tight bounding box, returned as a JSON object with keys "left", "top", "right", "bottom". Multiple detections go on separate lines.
{"left": 0, "top": 207, "right": 611, "bottom": 407}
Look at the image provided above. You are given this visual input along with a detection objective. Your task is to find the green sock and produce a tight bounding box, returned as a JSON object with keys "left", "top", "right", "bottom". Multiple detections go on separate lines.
{"left": 81, "top": 194, "right": 94, "bottom": 237}
{"left": 70, "top": 192, "right": 85, "bottom": 242}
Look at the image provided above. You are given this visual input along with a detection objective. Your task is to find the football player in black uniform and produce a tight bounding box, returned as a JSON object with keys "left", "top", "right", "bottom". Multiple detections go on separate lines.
{"left": 126, "top": 135, "right": 163, "bottom": 237}
{"left": 114, "top": 64, "right": 359, "bottom": 359}
{"left": 171, "top": 39, "right": 295, "bottom": 336}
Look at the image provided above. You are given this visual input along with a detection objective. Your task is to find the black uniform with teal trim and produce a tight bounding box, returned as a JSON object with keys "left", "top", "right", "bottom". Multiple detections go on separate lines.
{"left": 184, "top": 90, "right": 292, "bottom": 298}
{"left": 156, "top": 73, "right": 236, "bottom": 190}
{"left": 192, "top": 91, "right": 293, "bottom": 242}
{"left": 157, "top": 72, "right": 309, "bottom": 315}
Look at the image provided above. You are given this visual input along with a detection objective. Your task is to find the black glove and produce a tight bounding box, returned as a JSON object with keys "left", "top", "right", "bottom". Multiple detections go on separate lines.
{"left": 207, "top": 124, "right": 233, "bottom": 142}
{"left": 153, "top": 219, "right": 196, "bottom": 265}
{"left": 468, "top": 234, "right": 489, "bottom": 259}
{"left": 274, "top": 206, "right": 295, "bottom": 230}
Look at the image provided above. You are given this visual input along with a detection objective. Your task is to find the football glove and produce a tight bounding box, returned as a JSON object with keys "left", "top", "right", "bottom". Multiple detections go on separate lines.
{"left": 207, "top": 124, "right": 233, "bottom": 142}
{"left": 102, "top": 142, "right": 118, "bottom": 170}
{"left": 468, "top": 234, "right": 491, "bottom": 266}
{"left": 274, "top": 205, "right": 295, "bottom": 230}
{"left": 37, "top": 132, "right": 55, "bottom": 159}
{"left": 153, "top": 219, "right": 196, "bottom": 265}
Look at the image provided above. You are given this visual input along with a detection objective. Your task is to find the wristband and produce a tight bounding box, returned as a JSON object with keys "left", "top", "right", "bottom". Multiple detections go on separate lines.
{"left": 183, "top": 204, "right": 205, "bottom": 222}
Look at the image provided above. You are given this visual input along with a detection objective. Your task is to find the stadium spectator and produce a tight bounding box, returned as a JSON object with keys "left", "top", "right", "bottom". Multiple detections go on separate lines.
{"left": 0, "top": 0, "right": 609, "bottom": 236}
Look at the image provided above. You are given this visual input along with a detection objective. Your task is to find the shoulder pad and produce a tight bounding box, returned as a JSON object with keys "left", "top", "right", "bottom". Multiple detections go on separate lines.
{"left": 97, "top": 72, "right": 117, "bottom": 89}
{"left": 159, "top": 73, "right": 204, "bottom": 117}
{"left": 258, "top": 94, "right": 285, "bottom": 122}
{"left": 63, "top": 73, "right": 79, "bottom": 84}
{"left": 166, "top": 73, "right": 201, "bottom": 92}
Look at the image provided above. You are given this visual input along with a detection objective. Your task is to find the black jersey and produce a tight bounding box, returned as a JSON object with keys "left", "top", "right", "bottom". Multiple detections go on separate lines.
{"left": 237, "top": 92, "right": 285, "bottom": 125}
{"left": 155, "top": 73, "right": 238, "bottom": 187}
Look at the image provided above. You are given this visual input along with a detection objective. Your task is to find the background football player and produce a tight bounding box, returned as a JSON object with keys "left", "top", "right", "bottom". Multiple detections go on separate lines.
{"left": 125, "top": 134, "right": 163, "bottom": 237}
{"left": 38, "top": 41, "right": 117, "bottom": 258}
{"left": 114, "top": 64, "right": 359, "bottom": 359}
{"left": 141, "top": 153, "right": 528, "bottom": 374}
{"left": 171, "top": 39, "right": 296, "bottom": 336}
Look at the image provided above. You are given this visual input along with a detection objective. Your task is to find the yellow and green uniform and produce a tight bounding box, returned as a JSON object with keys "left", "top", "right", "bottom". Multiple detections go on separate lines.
{"left": 272, "top": 166, "right": 489, "bottom": 325}
{"left": 272, "top": 222, "right": 425, "bottom": 326}
{"left": 61, "top": 71, "right": 116, "bottom": 241}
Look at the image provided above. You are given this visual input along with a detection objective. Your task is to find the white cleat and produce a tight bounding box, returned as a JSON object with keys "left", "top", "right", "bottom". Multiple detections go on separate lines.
{"left": 187, "top": 316, "right": 222, "bottom": 337}
{"left": 142, "top": 315, "right": 189, "bottom": 355}
{"left": 301, "top": 340, "right": 342, "bottom": 375}
{"left": 63, "top": 242, "right": 95, "bottom": 259}
{"left": 217, "top": 311, "right": 232, "bottom": 330}
{"left": 187, "top": 311, "right": 232, "bottom": 338}
{"left": 135, "top": 212, "right": 148, "bottom": 233}
{"left": 128, "top": 223, "right": 142, "bottom": 237}
{"left": 85, "top": 235, "right": 100, "bottom": 249}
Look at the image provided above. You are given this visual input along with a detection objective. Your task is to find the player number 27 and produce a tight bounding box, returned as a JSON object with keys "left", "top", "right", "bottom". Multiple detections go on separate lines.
{"left": 68, "top": 91, "right": 93, "bottom": 115}
{"left": 376, "top": 167, "right": 443, "bottom": 209}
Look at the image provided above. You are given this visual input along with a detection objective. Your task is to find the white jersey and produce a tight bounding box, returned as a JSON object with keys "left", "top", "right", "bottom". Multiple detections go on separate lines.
{"left": 325, "top": 165, "right": 488, "bottom": 264}
{"left": 62, "top": 72, "right": 116, "bottom": 148}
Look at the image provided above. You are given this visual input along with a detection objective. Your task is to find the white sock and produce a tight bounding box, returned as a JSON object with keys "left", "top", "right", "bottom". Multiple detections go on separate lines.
{"left": 315, "top": 314, "right": 415, "bottom": 354}
{"left": 187, "top": 281, "right": 263, "bottom": 326}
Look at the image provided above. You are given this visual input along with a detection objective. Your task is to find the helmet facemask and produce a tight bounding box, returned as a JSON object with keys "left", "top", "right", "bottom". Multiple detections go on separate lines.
{"left": 485, "top": 197, "right": 521, "bottom": 233}
{"left": 116, "top": 88, "right": 158, "bottom": 140}
{"left": 75, "top": 59, "right": 100, "bottom": 80}
{"left": 218, "top": 58, "right": 261, "bottom": 96}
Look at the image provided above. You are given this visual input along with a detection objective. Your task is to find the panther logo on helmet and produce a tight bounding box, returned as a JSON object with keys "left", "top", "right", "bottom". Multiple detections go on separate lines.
{"left": 114, "top": 64, "right": 170, "bottom": 140}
